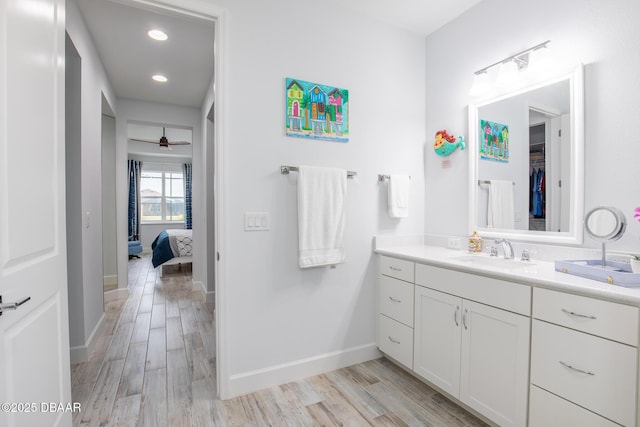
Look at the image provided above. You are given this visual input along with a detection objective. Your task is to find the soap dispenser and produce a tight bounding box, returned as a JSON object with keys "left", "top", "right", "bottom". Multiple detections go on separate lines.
{"left": 468, "top": 231, "right": 482, "bottom": 253}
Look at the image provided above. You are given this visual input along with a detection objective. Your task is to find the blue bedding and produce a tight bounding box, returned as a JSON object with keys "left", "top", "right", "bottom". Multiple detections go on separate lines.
{"left": 151, "top": 231, "right": 174, "bottom": 268}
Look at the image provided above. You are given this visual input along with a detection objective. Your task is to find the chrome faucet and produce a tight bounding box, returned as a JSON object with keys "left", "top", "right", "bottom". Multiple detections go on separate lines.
{"left": 495, "top": 238, "right": 514, "bottom": 260}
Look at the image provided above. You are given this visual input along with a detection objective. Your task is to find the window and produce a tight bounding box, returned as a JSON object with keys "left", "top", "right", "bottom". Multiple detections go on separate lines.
{"left": 140, "top": 170, "right": 184, "bottom": 222}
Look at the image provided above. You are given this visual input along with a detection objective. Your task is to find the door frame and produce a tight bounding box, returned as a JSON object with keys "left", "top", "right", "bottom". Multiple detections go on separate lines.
{"left": 118, "top": 0, "right": 229, "bottom": 399}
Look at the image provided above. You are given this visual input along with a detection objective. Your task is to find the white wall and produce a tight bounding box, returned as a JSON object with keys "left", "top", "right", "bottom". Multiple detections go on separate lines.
{"left": 198, "top": 0, "right": 426, "bottom": 395}
{"left": 66, "top": 0, "right": 118, "bottom": 356}
{"left": 424, "top": 0, "right": 640, "bottom": 252}
{"left": 102, "top": 114, "right": 118, "bottom": 284}
{"left": 204, "top": 105, "right": 215, "bottom": 299}
{"left": 65, "top": 34, "right": 84, "bottom": 349}
{"left": 476, "top": 97, "right": 530, "bottom": 230}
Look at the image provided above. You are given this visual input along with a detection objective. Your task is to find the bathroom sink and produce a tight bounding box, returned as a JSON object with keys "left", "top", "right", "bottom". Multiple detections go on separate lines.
{"left": 452, "top": 255, "right": 536, "bottom": 271}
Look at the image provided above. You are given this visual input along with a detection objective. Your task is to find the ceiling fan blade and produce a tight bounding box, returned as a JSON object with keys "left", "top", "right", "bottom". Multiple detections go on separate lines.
{"left": 129, "top": 138, "right": 159, "bottom": 144}
{"left": 167, "top": 140, "right": 191, "bottom": 145}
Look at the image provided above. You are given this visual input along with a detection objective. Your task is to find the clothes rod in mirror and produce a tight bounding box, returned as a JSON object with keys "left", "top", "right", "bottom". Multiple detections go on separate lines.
{"left": 280, "top": 165, "right": 357, "bottom": 178}
{"left": 378, "top": 174, "right": 411, "bottom": 182}
{"left": 478, "top": 180, "right": 514, "bottom": 186}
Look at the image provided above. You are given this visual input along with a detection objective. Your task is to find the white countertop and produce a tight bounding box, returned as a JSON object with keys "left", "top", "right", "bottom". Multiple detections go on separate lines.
{"left": 375, "top": 244, "right": 640, "bottom": 306}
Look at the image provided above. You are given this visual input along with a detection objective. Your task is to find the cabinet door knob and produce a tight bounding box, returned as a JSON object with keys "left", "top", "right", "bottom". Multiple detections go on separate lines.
{"left": 454, "top": 306, "right": 460, "bottom": 327}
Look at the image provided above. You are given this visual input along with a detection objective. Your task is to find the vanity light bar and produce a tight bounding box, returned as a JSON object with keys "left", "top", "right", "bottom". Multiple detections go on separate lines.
{"left": 473, "top": 40, "right": 550, "bottom": 76}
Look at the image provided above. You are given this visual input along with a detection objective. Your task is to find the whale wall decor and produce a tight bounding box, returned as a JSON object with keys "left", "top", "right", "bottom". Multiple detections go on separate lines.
{"left": 434, "top": 129, "right": 465, "bottom": 157}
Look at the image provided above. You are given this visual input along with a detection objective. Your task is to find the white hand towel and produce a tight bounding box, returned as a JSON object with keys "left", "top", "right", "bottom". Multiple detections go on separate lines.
{"left": 388, "top": 175, "right": 410, "bottom": 218}
{"left": 487, "top": 179, "right": 514, "bottom": 229}
{"left": 297, "top": 166, "right": 347, "bottom": 268}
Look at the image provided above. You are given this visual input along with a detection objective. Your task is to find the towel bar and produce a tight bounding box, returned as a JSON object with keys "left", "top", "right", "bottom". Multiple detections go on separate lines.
{"left": 281, "top": 165, "right": 356, "bottom": 178}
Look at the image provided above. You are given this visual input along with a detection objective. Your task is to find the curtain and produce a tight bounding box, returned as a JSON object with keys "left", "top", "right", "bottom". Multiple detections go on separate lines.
{"left": 128, "top": 160, "right": 142, "bottom": 240}
{"left": 183, "top": 162, "right": 192, "bottom": 229}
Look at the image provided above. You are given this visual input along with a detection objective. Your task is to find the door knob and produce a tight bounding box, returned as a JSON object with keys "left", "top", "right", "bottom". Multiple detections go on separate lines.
{"left": 0, "top": 296, "right": 31, "bottom": 316}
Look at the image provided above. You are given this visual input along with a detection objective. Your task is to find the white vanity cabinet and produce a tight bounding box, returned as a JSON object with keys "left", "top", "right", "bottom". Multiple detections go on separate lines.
{"left": 414, "top": 264, "right": 531, "bottom": 427}
{"left": 530, "top": 287, "right": 639, "bottom": 427}
{"left": 377, "top": 256, "right": 415, "bottom": 369}
{"left": 377, "top": 248, "right": 640, "bottom": 427}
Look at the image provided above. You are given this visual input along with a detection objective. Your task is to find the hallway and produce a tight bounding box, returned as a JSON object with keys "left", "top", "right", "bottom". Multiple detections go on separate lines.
{"left": 71, "top": 255, "right": 487, "bottom": 426}
{"left": 71, "top": 255, "right": 215, "bottom": 426}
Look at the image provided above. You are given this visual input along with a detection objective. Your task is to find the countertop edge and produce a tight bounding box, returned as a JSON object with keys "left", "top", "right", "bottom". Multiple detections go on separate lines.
{"left": 375, "top": 246, "right": 640, "bottom": 307}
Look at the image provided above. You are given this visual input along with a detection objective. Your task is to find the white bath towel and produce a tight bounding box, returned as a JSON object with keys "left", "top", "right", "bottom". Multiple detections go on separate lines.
{"left": 297, "top": 165, "right": 347, "bottom": 268}
{"left": 388, "top": 175, "right": 410, "bottom": 218}
{"left": 487, "top": 179, "right": 514, "bottom": 229}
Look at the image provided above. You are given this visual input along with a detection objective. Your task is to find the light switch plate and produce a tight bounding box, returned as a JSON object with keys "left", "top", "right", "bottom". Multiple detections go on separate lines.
{"left": 244, "top": 212, "right": 270, "bottom": 231}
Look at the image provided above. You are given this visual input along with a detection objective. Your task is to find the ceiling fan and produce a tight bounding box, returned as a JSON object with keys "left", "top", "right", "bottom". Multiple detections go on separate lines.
{"left": 129, "top": 127, "right": 191, "bottom": 150}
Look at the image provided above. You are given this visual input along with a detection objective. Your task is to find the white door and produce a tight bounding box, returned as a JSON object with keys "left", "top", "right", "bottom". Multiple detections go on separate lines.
{"left": 460, "top": 300, "right": 530, "bottom": 427}
{"left": 0, "top": 0, "right": 71, "bottom": 426}
{"left": 413, "top": 286, "right": 462, "bottom": 397}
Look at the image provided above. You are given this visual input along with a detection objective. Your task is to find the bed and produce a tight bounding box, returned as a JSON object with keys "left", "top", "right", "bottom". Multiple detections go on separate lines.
{"left": 150, "top": 229, "right": 193, "bottom": 276}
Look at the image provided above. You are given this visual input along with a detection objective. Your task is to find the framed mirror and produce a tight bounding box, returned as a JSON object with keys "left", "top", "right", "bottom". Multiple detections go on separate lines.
{"left": 468, "top": 64, "right": 584, "bottom": 244}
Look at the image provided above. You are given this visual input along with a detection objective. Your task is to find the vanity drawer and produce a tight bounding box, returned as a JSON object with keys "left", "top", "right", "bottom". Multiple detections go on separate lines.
{"left": 533, "top": 287, "right": 639, "bottom": 346}
{"left": 531, "top": 320, "right": 637, "bottom": 426}
{"left": 415, "top": 263, "right": 531, "bottom": 316}
{"left": 529, "top": 385, "right": 620, "bottom": 427}
{"left": 379, "top": 256, "right": 414, "bottom": 283}
{"left": 380, "top": 275, "right": 414, "bottom": 327}
{"left": 378, "top": 314, "right": 413, "bottom": 369}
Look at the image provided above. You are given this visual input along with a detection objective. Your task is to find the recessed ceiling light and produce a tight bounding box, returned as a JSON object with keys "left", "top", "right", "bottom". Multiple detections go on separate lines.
{"left": 152, "top": 74, "right": 168, "bottom": 83}
{"left": 148, "top": 29, "right": 168, "bottom": 41}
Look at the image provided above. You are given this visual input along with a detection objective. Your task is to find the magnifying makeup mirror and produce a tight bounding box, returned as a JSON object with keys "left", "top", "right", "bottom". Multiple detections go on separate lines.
{"left": 584, "top": 206, "right": 627, "bottom": 267}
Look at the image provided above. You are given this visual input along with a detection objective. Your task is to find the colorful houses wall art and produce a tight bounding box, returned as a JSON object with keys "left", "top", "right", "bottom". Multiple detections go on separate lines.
{"left": 479, "top": 119, "right": 509, "bottom": 163}
{"left": 285, "top": 77, "right": 349, "bottom": 142}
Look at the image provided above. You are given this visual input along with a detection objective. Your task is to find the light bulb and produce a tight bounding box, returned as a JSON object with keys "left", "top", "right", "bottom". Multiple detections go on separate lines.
{"left": 527, "top": 46, "right": 550, "bottom": 76}
{"left": 496, "top": 60, "right": 518, "bottom": 87}
{"left": 148, "top": 29, "right": 168, "bottom": 41}
{"left": 469, "top": 71, "right": 490, "bottom": 97}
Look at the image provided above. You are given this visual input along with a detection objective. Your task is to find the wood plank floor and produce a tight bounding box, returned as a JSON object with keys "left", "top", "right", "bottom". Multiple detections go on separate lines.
{"left": 72, "top": 254, "right": 488, "bottom": 426}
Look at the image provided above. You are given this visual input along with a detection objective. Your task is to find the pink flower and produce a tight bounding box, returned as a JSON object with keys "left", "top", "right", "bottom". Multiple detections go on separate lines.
{"left": 635, "top": 206, "right": 640, "bottom": 221}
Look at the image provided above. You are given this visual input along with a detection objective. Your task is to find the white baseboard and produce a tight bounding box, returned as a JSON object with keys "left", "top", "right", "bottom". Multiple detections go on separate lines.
{"left": 69, "top": 312, "right": 106, "bottom": 364}
{"left": 226, "top": 342, "right": 382, "bottom": 398}
{"left": 104, "top": 287, "right": 129, "bottom": 303}
{"left": 192, "top": 281, "right": 215, "bottom": 303}
{"left": 192, "top": 280, "right": 205, "bottom": 299}
{"left": 103, "top": 275, "right": 118, "bottom": 286}
{"left": 205, "top": 291, "right": 215, "bottom": 303}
